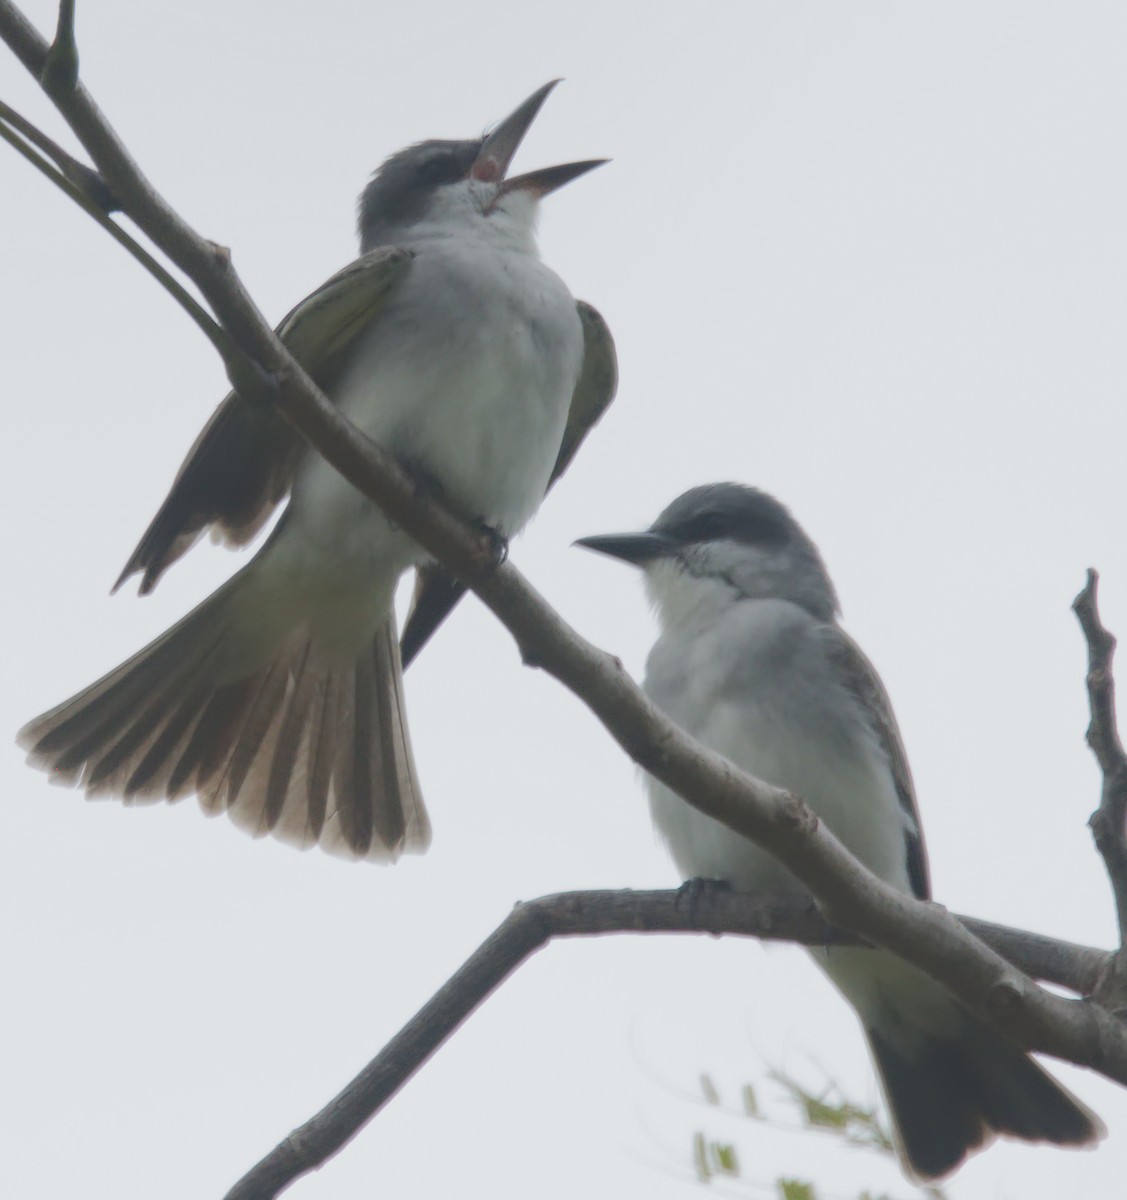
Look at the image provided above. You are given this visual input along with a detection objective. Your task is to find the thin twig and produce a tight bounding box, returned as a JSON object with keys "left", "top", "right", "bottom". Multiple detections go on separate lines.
{"left": 0, "top": 97, "right": 114, "bottom": 207}
{"left": 224, "top": 890, "right": 1113, "bottom": 1199}
{"left": 0, "top": 106, "right": 228, "bottom": 356}
{"left": 0, "top": 2, "right": 333, "bottom": 405}
{"left": 1072, "top": 570, "right": 1127, "bottom": 1015}
{"left": 39, "top": 0, "right": 75, "bottom": 96}
{"left": 1074, "top": 570, "right": 1127, "bottom": 943}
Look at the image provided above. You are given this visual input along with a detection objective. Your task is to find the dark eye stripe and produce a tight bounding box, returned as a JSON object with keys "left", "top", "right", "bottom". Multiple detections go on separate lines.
{"left": 662, "top": 509, "right": 790, "bottom": 548}
{"left": 652, "top": 485, "right": 798, "bottom": 550}
{"left": 417, "top": 153, "right": 469, "bottom": 185}
{"left": 661, "top": 511, "right": 727, "bottom": 542}
{"left": 357, "top": 138, "right": 483, "bottom": 248}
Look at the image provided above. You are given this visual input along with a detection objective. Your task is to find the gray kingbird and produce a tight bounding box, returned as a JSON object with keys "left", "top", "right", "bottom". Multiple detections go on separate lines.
{"left": 20, "top": 82, "right": 616, "bottom": 862}
{"left": 577, "top": 483, "right": 1102, "bottom": 1180}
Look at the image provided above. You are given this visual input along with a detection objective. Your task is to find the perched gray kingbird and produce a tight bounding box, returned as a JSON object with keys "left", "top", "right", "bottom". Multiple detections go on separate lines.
{"left": 20, "top": 82, "right": 616, "bottom": 861}
{"left": 578, "top": 483, "right": 1102, "bottom": 1180}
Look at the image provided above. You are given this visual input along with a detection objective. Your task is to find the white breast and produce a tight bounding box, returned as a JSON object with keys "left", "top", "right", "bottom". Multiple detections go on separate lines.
{"left": 259, "top": 231, "right": 584, "bottom": 651}
{"left": 643, "top": 597, "right": 914, "bottom": 898}
{"left": 311, "top": 238, "right": 582, "bottom": 535}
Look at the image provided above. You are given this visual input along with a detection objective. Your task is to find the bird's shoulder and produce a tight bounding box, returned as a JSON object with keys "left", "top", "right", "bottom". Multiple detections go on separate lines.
{"left": 114, "top": 246, "right": 417, "bottom": 594}
{"left": 712, "top": 596, "right": 827, "bottom": 679}
{"left": 277, "top": 246, "right": 417, "bottom": 344}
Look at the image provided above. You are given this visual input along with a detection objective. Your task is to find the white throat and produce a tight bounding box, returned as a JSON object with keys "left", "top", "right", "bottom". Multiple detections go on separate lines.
{"left": 643, "top": 558, "right": 742, "bottom": 633}
{"left": 385, "top": 181, "right": 542, "bottom": 258}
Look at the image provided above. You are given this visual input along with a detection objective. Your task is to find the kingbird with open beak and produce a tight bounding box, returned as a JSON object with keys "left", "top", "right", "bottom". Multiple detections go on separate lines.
{"left": 20, "top": 82, "right": 616, "bottom": 861}
{"left": 578, "top": 483, "right": 1102, "bottom": 1181}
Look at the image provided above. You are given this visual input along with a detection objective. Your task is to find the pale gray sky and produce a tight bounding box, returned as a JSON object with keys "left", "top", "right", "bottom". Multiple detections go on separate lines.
{"left": 4, "top": 3, "right": 1127, "bottom": 1198}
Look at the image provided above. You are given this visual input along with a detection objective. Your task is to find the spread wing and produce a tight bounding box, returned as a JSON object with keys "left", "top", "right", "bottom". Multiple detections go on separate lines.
{"left": 817, "top": 624, "right": 931, "bottom": 900}
{"left": 399, "top": 300, "right": 618, "bottom": 668}
{"left": 114, "top": 246, "right": 415, "bottom": 595}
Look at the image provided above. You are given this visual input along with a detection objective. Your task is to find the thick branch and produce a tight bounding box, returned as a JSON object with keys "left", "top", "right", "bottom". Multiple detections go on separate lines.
{"left": 225, "top": 890, "right": 1113, "bottom": 1199}
{"left": 1075, "top": 570, "right": 1127, "bottom": 944}
{"left": 4, "top": 0, "right": 1127, "bottom": 1162}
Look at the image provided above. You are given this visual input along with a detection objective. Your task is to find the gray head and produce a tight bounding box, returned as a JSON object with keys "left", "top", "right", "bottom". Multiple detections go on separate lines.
{"left": 358, "top": 81, "right": 606, "bottom": 251}
{"left": 576, "top": 484, "right": 840, "bottom": 624}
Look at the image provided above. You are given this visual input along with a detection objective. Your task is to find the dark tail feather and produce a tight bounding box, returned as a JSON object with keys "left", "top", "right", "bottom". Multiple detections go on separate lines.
{"left": 19, "top": 587, "right": 429, "bottom": 862}
{"left": 868, "top": 1016, "right": 1104, "bottom": 1181}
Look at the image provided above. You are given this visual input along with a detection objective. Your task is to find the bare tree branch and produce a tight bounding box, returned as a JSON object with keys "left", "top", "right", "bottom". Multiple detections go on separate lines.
{"left": 3, "top": 1, "right": 1126, "bottom": 1184}
{"left": 224, "top": 889, "right": 1113, "bottom": 1199}
{"left": 1073, "top": 569, "right": 1127, "bottom": 1016}
{"left": 0, "top": 101, "right": 222, "bottom": 348}
{"left": 1075, "top": 571, "right": 1127, "bottom": 940}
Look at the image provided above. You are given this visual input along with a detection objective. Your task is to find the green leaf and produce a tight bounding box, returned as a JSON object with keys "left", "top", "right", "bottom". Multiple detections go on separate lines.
{"left": 769, "top": 1069, "right": 893, "bottom": 1151}
{"left": 692, "top": 1131, "right": 710, "bottom": 1182}
{"left": 710, "top": 1142, "right": 739, "bottom": 1176}
{"left": 777, "top": 1179, "right": 817, "bottom": 1200}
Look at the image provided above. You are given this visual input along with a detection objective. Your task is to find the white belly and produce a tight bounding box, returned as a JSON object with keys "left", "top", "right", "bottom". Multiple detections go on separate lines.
{"left": 253, "top": 237, "right": 584, "bottom": 652}
{"left": 294, "top": 241, "right": 581, "bottom": 542}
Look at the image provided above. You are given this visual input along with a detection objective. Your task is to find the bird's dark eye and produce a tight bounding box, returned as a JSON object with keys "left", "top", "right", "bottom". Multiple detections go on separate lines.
{"left": 664, "top": 510, "right": 730, "bottom": 543}
{"left": 418, "top": 154, "right": 463, "bottom": 186}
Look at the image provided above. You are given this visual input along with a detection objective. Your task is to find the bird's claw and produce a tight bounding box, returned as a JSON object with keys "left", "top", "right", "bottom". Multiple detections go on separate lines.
{"left": 474, "top": 520, "right": 509, "bottom": 568}
{"left": 674, "top": 877, "right": 731, "bottom": 923}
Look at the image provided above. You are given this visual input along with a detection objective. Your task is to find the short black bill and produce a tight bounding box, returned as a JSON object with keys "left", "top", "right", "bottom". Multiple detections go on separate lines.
{"left": 574, "top": 531, "right": 676, "bottom": 565}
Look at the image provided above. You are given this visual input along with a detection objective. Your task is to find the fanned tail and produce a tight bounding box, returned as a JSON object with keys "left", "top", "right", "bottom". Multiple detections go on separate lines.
{"left": 18, "top": 582, "right": 429, "bottom": 862}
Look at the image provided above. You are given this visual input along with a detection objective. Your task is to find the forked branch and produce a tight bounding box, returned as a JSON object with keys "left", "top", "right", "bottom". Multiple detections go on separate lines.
{"left": 224, "top": 890, "right": 1113, "bottom": 1199}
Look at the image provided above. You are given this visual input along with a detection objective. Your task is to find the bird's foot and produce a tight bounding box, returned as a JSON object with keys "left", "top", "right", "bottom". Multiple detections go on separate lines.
{"left": 394, "top": 465, "right": 507, "bottom": 566}
{"left": 674, "top": 877, "right": 732, "bottom": 924}
{"left": 472, "top": 519, "right": 509, "bottom": 568}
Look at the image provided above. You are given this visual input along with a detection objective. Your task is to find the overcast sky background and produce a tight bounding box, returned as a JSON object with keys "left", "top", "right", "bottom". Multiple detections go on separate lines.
{"left": 4, "top": 2, "right": 1127, "bottom": 1197}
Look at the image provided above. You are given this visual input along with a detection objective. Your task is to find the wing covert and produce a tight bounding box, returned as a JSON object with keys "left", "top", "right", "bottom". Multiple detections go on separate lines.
{"left": 817, "top": 625, "right": 931, "bottom": 900}
{"left": 114, "top": 246, "right": 415, "bottom": 594}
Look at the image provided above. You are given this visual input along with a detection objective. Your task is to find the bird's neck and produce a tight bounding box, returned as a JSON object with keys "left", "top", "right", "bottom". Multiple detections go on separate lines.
{"left": 366, "top": 194, "right": 541, "bottom": 260}
{"left": 644, "top": 561, "right": 744, "bottom": 635}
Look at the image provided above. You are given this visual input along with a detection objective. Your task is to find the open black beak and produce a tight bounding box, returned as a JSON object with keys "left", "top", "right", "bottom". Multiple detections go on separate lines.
{"left": 499, "top": 158, "right": 608, "bottom": 199}
{"left": 472, "top": 81, "right": 608, "bottom": 198}
{"left": 574, "top": 532, "right": 676, "bottom": 566}
{"left": 472, "top": 81, "right": 560, "bottom": 182}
